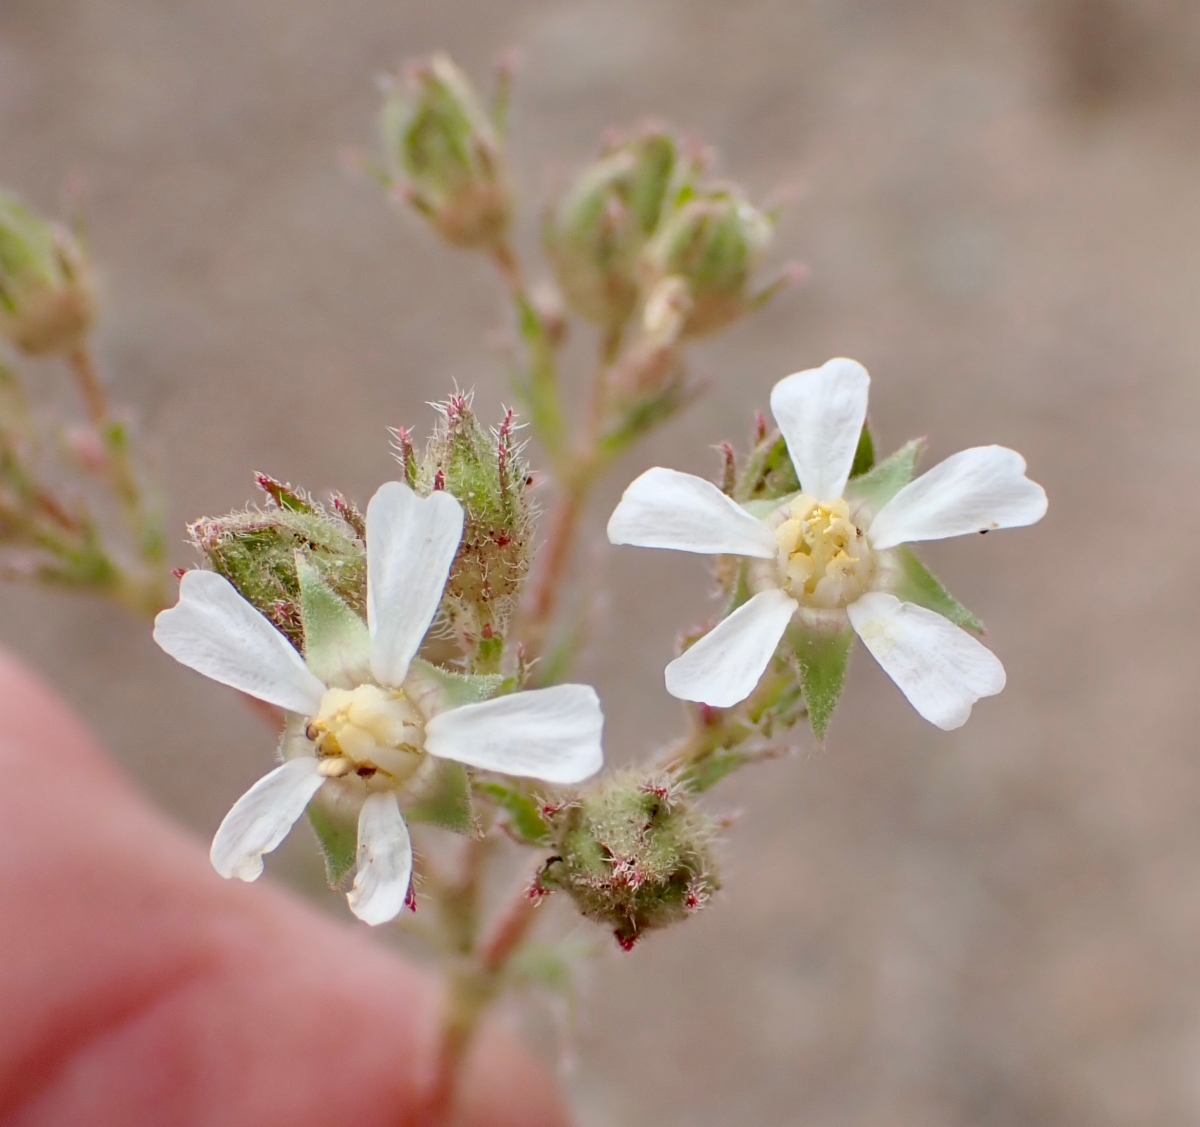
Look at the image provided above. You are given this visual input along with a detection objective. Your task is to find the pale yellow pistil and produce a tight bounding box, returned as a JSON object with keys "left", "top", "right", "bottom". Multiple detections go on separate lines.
{"left": 305, "top": 683, "right": 425, "bottom": 783}
{"left": 774, "top": 494, "right": 875, "bottom": 609}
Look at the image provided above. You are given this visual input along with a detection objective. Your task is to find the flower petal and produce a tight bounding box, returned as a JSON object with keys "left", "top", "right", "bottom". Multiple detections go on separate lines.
{"left": 154, "top": 570, "right": 326, "bottom": 714}
{"left": 770, "top": 358, "right": 870, "bottom": 503}
{"left": 606, "top": 467, "right": 777, "bottom": 558}
{"left": 664, "top": 588, "right": 797, "bottom": 708}
{"left": 846, "top": 592, "right": 1005, "bottom": 730}
{"left": 367, "top": 482, "right": 464, "bottom": 688}
{"left": 347, "top": 792, "right": 413, "bottom": 926}
{"left": 867, "top": 445, "right": 1048, "bottom": 550}
{"left": 210, "top": 757, "right": 325, "bottom": 881}
{"left": 424, "top": 684, "right": 604, "bottom": 785}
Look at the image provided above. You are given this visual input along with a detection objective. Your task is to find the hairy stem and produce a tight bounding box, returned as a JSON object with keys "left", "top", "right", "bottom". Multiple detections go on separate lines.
{"left": 423, "top": 870, "right": 542, "bottom": 1127}
{"left": 65, "top": 344, "right": 167, "bottom": 613}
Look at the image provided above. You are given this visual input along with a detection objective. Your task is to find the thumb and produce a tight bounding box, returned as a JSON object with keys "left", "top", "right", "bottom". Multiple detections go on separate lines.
{"left": 0, "top": 648, "right": 568, "bottom": 1127}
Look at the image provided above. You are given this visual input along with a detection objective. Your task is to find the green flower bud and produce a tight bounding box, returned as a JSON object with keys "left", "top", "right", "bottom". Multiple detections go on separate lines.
{"left": 412, "top": 396, "right": 532, "bottom": 663}
{"left": 640, "top": 187, "right": 773, "bottom": 337}
{"left": 539, "top": 771, "right": 720, "bottom": 950}
{"left": 0, "top": 192, "right": 95, "bottom": 356}
{"left": 544, "top": 129, "right": 678, "bottom": 328}
{"left": 380, "top": 53, "right": 512, "bottom": 249}
{"left": 188, "top": 476, "right": 366, "bottom": 647}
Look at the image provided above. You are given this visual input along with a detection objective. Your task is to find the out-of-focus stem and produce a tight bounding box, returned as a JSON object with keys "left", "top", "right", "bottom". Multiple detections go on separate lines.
{"left": 423, "top": 871, "right": 543, "bottom": 1127}
{"left": 65, "top": 344, "right": 108, "bottom": 428}
{"left": 65, "top": 344, "right": 167, "bottom": 612}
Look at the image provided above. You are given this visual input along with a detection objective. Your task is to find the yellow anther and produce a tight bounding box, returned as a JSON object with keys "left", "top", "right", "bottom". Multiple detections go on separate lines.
{"left": 772, "top": 493, "right": 874, "bottom": 608}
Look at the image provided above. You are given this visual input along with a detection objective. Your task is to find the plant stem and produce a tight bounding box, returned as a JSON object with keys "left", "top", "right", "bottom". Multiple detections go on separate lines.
{"left": 423, "top": 873, "right": 542, "bottom": 1127}
{"left": 65, "top": 344, "right": 167, "bottom": 611}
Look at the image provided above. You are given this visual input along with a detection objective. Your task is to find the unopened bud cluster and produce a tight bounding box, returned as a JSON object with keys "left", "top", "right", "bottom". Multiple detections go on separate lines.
{"left": 0, "top": 192, "right": 94, "bottom": 356}
{"left": 398, "top": 395, "right": 533, "bottom": 666}
{"left": 379, "top": 53, "right": 512, "bottom": 250}
{"left": 188, "top": 477, "right": 366, "bottom": 646}
{"left": 539, "top": 770, "right": 720, "bottom": 950}
{"left": 545, "top": 131, "right": 775, "bottom": 340}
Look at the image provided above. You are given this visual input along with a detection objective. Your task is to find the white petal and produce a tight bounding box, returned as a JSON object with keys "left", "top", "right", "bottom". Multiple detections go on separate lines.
{"left": 210, "top": 758, "right": 325, "bottom": 881}
{"left": 606, "top": 467, "right": 777, "bottom": 558}
{"left": 867, "top": 445, "right": 1048, "bottom": 550}
{"left": 770, "top": 358, "right": 870, "bottom": 503}
{"left": 154, "top": 571, "right": 326, "bottom": 714}
{"left": 424, "top": 684, "right": 604, "bottom": 785}
{"left": 347, "top": 792, "right": 413, "bottom": 926}
{"left": 664, "top": 589, "right": 797, "bottom": 708}
{"left": 847, "top": 592, "right": 1005, "bottom": 730}
{"left": 367, "top": 482, "right": 464, "bottom": 688}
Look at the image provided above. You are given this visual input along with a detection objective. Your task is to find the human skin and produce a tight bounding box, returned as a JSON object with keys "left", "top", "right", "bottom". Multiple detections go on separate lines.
{"left": 0, "top": 649, "right": 568, "bottom": 1127}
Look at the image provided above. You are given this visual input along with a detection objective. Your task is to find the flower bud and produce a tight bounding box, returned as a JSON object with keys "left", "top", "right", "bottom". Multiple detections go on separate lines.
{"left": 414, "top": 396, "right": 532, "bottom": 661}
{"left": 380, "top": 53, "right": 512, "bottom": 249}
{"left": 640, "top": 187, "right": 773, "bottom": 337}
{"left": 539, "top": 771, "right": 720, "bottom": 949}
{"left": 0, "top": 192, "right": 95, "bottom": 356}
{"left": 544, "top": 129, "right": 678, "bottom": 328}
{"left": 188, "top": 476, "right": 366, "bottom": 647}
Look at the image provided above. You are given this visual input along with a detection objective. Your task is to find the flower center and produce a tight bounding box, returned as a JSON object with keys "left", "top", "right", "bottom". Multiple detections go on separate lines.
{"left": 773, "top": 494, "right": 875, "bottom": 609}
{"left": 306, "top": 684, "right": 425, "bottom": 782}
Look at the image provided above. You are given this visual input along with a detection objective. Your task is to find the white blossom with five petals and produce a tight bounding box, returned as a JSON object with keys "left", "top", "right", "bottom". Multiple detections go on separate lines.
{"left": 607, "top": 358, "right": 1047, "bottom": 731}
{"left": 154, "top": 482, "right": 604, "bottom": 925}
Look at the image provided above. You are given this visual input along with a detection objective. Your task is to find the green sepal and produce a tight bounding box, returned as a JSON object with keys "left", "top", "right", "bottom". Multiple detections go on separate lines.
{"left": 256, "top": 474, "right": 314, "bottom": 513}
{"left": 295, "top": 553, "right": 370, "bottom": 687}
{"left": 849, "top": 422, "right": 875, "bottom": 478}
{"left": 678, "top": 747, "right": 756, "bottom": 794}
{"left": 404, "top": 657, "right": 505, "bottom": 717}
{"left": 405, "top": 757, "right": 477, "bottom": 835}
{"left": 306, "top": 800, "right": 358, "bottom": 886}
{"left": 505, "top": 938, "right": 598, "bottom": 997}
{"left": 787, "top": 619, "right": 854, "bottom": 740}
{"left": 891, "top": 546, "right": 984, "bottom": 634}
{"left": 741, "top": 493, "right": 796, "bottom": 521}
{"left": 733, "top": 430, "right": 798, "bottom": 503}
{"left": 475, "top": 780, "right": 552, "bottom": 845}
{"left": 845, "top": 439, "right": 924, "bottom": 513}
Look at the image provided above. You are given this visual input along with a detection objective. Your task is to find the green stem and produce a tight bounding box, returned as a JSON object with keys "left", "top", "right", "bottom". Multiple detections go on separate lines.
{"left": 423, "top": 868, "right": 542, "bottom": 1127}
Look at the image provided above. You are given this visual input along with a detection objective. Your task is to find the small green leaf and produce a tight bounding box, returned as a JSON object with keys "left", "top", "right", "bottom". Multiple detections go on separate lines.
{"left": 296, "top": 553, "right": 370, "bottom": 687}
{"left": 849, "top": 422, "right": 875, "bottom": 478}
{"left": 404, "top": 658, "right": 505, "bottom": 717}
{"left": 307, "top": 799, "right": 358, "bottom": 886}
{"left": 787, "top": 620, "right": 854, "bottom": 740}
{"left": 845, "top": 438, "right": 924, "bottom": 513}
{"left": 476, "top": 780, "right": 552, "bottom": 845}
{"left": 406, "top": 758, "right": 476, "bottom": 834}
{"left": 891, "top": 546, "right": 984, "bottom": 634}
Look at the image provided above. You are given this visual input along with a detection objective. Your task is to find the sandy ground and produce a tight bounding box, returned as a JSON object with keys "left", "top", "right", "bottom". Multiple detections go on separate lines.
{"left": 2, "top": 1, "right": 1200, "bottom": 1124}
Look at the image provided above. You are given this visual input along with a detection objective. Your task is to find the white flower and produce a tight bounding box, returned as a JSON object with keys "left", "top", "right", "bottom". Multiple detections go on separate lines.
{"left": 607, "top": 358, "right": 1047, "bottom": 732}
{"left": 154, "top": 482, "right": 604, "bottom": 925}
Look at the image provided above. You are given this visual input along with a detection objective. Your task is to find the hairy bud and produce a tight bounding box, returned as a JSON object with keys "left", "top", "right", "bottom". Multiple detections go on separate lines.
{"left": 0, "top": 193, "right": 95, "bottom": 356}
{"left": 380, "top": 53, "right": 512, "bottom": 250}
{"left": 544, "top": 129, "right": 679, "bottom": 328}
{"left": 540, "top": 771, "right": 720, "bottom": 949}
{"left": 640, "top": 187, "right": 773, "bottom": 337}
{"left": 413, "top": 396, "right": 532, "bottom": 662}
{"left": 188, "top": 477, "right": 365, "bottom": 647}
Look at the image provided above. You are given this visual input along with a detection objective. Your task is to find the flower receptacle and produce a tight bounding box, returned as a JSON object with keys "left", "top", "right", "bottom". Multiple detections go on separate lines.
{"left": 539, "top": 770, "right": 720, "bottom": 949}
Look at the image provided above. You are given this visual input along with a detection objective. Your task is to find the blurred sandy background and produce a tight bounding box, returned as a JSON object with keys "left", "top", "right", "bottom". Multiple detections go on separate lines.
{"left": 3, "top": 1, "right": 1200, "bottom": 1124}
